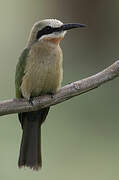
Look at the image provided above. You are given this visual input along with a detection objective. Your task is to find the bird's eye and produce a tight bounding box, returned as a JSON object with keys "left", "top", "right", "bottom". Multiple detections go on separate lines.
{"left": 46, "top": 26, "right": 51, "bottom": 31}
{"left": 44, "top": 26, "right": 52, "bottom": 33}
{"left": 36, "top": 26, "right": 53, "bottom": 40}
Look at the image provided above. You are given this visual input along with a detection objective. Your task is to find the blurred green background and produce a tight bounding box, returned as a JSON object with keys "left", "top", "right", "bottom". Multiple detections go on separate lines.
{"left": 0, "top": 0, "right": 119, "bottom": 179}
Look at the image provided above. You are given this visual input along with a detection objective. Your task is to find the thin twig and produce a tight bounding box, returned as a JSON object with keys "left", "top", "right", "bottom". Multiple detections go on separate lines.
{"left": 0, "top": 60, "right": 119, "bottom": 116}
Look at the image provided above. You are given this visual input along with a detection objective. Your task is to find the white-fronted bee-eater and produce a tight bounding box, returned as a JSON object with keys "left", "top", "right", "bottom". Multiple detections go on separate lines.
{"left": 15, "top": 19, "right": 86, "bottom": 170}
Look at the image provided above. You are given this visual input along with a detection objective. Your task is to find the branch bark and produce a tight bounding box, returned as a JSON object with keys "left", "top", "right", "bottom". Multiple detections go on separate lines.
{"left": 0, "top": 60, "right": 119, "bottom": 116}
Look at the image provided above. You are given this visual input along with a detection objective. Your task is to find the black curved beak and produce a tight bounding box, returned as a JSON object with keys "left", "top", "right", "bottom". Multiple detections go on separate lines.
{"left": 61, "top": 23, "right": 87, "bottom": 31}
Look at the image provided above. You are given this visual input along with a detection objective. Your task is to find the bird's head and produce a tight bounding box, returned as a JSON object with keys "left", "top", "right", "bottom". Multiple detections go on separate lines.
{"left": 27, "top": 19, "right": 86, "bottom": 46}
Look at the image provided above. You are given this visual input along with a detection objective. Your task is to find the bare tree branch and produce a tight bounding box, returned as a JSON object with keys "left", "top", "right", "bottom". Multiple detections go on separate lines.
{"left": 0, "top": 60, "right": 119, "bottom": 116}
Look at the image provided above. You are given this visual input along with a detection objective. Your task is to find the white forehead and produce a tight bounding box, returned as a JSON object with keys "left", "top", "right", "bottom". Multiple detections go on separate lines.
{"left": 42, "top": 19, "right": 63, "bottom": 27}
{"left": 35, "top": 19, "right": 63, "bottom": 29}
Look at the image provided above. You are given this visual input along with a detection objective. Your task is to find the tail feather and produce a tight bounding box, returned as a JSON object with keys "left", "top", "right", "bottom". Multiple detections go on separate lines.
{"left": 18, "top": 108, "right": 49, "bottom": 170}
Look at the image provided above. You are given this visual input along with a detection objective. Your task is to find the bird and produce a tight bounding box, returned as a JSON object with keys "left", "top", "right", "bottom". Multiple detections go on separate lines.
{"left": 15, "top": 19, "right": 86, "bottom": 170}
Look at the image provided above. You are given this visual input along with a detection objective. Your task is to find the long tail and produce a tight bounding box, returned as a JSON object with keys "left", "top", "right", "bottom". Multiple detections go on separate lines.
{"left": 18, "top": 107, "right": 49, "bottom": 170}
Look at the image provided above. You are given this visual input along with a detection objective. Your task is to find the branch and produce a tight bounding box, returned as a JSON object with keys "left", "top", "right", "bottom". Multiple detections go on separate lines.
{"left": 0, "top": 60, "right": 119, "bottom": 116}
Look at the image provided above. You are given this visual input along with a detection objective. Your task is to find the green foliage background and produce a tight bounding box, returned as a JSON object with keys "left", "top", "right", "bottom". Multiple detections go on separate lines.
{"left": 0, "top": 0, "right": 119, "bottom": 179}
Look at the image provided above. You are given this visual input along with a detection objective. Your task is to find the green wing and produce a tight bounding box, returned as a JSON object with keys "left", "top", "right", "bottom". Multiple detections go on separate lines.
{"left": 15, "top": 48, "right": 30, "bottom": 98}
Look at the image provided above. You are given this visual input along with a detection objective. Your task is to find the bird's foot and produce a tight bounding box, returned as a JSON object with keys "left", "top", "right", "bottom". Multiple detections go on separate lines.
{"left": 28, "top": 98, "right": 34, "bottom": 106}
{"left": 48, "top": 92, "right": 54, "bottom": 99}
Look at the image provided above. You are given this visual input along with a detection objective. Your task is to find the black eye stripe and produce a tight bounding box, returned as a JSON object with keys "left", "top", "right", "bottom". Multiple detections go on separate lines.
{"left": 36, "top": 26, "right": 53, "bottom": 40}
{"left": 36, "top": 26, "right": 63, "bottom": 40}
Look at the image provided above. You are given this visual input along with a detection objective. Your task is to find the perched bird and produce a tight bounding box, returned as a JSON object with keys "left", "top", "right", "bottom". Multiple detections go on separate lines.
{"left": 15, "top": 19, "right": 86, "bottom": 170}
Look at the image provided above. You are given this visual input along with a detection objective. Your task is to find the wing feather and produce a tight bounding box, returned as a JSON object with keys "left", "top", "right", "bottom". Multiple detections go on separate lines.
{"left": 15, "top": 48, "right": 30, "bottom": 98}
